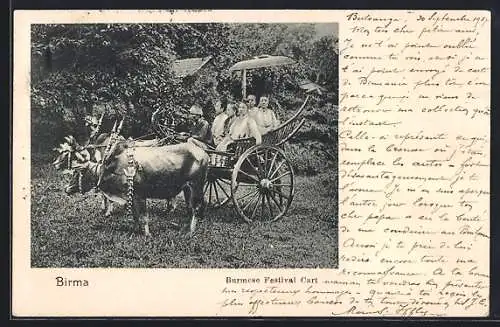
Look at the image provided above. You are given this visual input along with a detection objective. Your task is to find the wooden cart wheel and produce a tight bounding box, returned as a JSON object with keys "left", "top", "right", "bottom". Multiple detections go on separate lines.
{"left": 204, "top": 171, "right": 232, "bottom": 208}
{"left": 231, "top": 145, "right": 294, "bottom": 223}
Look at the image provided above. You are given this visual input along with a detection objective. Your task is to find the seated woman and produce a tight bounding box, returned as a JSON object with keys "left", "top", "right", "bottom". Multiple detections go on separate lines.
{"left": 253, "top": 96, "right": 281, "bottom": 135}
{"left": 211, "top": 100, "right": 235, "bottom": 146}
{"left": 216, "top": 101, "right": 262, "bottom": 152}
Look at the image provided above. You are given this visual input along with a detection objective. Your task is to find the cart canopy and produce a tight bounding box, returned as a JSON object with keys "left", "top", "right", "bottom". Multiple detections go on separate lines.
{"left": 228, "top": 55, "right": 296, "bottom": 72}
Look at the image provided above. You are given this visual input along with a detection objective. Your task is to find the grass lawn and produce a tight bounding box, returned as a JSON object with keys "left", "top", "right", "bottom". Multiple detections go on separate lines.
{"left": 31, "top": 157, "right": 338, "bottom": 268}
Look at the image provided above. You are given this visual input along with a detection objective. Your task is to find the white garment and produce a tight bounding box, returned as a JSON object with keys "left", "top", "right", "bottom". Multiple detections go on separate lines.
{"left": 215, "top": 115, "right": 261, "bottom": 151}
{"left": 252, "top": 108, "right": 280, "bottom": 134}
{"left": 211, "top": 112, "right": 228, "bottom": 145}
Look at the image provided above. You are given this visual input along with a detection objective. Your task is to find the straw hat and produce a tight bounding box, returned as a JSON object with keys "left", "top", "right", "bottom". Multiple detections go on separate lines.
{"left": 84, "top": 115, "right": 99, "bottom": 127}
{"left": 189, "top": 105, "right": 203, "bottom": 116}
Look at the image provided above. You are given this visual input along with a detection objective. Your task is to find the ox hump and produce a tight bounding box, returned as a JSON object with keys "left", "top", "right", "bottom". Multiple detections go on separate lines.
{"left": 184, "top": 142, "right": 210, "bottom": 163}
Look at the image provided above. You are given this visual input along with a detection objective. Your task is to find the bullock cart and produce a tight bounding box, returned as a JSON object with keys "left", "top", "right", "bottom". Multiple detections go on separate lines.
{"left": 74, "top": 55, "right": 312, "bottom": 226}
{"left": 202, "top": 55, "right": 311, "bottom": 223}
{"left": 203, "top": 95, "right": 309, "bottom": 223}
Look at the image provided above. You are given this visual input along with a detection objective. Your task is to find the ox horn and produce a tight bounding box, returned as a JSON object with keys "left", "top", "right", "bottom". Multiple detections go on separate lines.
{"left": 116, "top": 118, "right": 124, "bottom": 134}
{"left": 74, "top": 151, "right": 87, "bottom": 162}
{"left": 111, "top": 120, "right": 118, "bottom": 133}
{"left": 65, "top": 135, "right": 78, "bottom": 148}
{"left": 95, "top": 113, "right": 104, "bottom": 134}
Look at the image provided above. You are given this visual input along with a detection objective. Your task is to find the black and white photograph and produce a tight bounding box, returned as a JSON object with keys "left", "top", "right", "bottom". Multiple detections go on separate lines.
{"left": 30, "top": 22, "right": 339, "bottom": 269}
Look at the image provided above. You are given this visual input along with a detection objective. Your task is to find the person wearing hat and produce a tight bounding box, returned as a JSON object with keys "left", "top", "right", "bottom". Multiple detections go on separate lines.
{"left": 84, "top": 115, "right": 102, "bottom": 141}
{"left": 186, "top": 104, "right": 213, "bottom": 147}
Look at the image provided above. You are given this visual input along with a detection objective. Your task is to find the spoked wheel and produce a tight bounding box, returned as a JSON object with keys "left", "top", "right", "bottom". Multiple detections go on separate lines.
{"left": 231, "top": 145, "right": 294, "bottom": 223}
{"left": 204, "top": 170, "right": 232, "bottom": 208}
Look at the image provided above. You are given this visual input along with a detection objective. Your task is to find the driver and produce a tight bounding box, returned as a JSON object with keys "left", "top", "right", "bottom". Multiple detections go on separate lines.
{"left": 84, "top": 115, "right": 101, "bottom": 140}
{"left": 186, "top": 104, "right": 213, "bottom": 148}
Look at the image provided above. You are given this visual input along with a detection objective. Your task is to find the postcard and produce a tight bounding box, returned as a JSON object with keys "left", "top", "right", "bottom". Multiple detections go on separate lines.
{"left": 12, "top": 9, "right": 490, "bottom": 317}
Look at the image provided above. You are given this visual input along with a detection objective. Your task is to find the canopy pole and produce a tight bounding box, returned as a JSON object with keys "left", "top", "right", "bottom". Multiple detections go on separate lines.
{"left": 242, "top": 69, "right": 247, "bottom": 100}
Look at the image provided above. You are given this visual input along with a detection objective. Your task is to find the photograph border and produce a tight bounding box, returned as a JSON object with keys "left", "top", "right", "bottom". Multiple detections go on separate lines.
{"left": 9, "top": 0, "right": 500, "bottom": 323}
{"left": 28, "top": 19, "right": 339, "bottom": 270}
{"left": 13, "top": 8, "right": 343, "bottom": 319}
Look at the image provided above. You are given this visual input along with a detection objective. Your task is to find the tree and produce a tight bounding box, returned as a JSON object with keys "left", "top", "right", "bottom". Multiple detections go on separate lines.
{"left": 31, "top": 22, "right": 339, "bottom": 173}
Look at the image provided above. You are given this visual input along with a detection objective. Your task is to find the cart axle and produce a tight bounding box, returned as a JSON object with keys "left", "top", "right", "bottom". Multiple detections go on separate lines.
{"left": 260, "top": 178, "right": 272, "bottom": 190}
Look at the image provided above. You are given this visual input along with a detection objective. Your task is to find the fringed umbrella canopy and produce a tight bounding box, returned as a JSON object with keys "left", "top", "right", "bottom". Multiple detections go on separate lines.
{"left": 228, "top": 55, "right": 296, "bottom": 72}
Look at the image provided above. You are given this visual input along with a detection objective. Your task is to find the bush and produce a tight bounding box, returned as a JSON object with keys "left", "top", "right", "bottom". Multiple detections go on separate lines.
{"left": 284, "top": 143, "right": 335, "bottom": 176}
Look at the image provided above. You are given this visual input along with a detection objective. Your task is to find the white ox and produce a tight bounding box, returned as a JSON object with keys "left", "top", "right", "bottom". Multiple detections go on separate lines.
{"left": 53, "top": 136, "right": 209, "bottom": 237}
{"left": 88, "top": 133, "right": 181, "bottom": 217}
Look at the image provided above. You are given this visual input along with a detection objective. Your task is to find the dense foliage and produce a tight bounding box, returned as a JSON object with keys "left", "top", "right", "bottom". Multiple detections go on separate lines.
{"left": 31, "top": 23, "right": 338, "bottom": 174}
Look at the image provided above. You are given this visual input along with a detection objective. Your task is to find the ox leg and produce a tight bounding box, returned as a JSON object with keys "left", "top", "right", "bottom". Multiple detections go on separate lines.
{"left": 195, "top": 189, "right": 206, "bottom": 221}
{"left": 166, "top": 197, "right": 178, "bottom": 213}
{"left": 105, "top": 201, "right": 114, "bottom": 217}
{"left": 100, "top": 195, "right": 114, "bottom": 217}
{"left": 100, "top": 194, "right": 107, "bottom": 212}
{"left": 183, "top": 179, "right": 206, "bottom": 237}
{"left": 103, "top": 197, "right": 114, "bottom": 217}
{"left": 196, "top": 172, "right": 207, "bottom": 220}
{"left": 132, "top": 197, "right": 150, "bottom": 237}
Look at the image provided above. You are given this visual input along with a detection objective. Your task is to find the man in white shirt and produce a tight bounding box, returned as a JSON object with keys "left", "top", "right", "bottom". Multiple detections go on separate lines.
{"left": 246, "top": 94, "right": 257, "bottom": 109}
{"left": 252, "top": 96, "right": 280, "bottom": 135}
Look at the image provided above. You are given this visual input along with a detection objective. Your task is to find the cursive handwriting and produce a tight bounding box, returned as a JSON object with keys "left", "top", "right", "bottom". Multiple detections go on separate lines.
{"left": 216, "top": 10, "right": 490, "bottom": 317}
{"left": 336, "top": 10, "right": 490, "bottom": 317}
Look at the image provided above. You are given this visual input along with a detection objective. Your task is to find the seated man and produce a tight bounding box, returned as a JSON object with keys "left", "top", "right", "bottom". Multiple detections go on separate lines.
{"left": 216, "top": 101, "right": 262, "bottom": 152}
{"left": 252, "top": 96, "right": 281, "bottom": 135}
{"left": 245, "top": 94, "right": 257, "bottom": 109}
{"left": 186, "top": 104, "right": 213, "bottom": 149}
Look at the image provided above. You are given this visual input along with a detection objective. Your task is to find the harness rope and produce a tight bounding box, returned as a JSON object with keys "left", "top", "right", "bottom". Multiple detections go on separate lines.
{"left": 97, "top": 119, "right": 124, "bottom": 187}
{"left": 123, "top": 142, "right": 137, "bottom": 220}
{"left": 78, "top": 170, "right": 83, "bottom": 194}
{"left": 67, "top": 151, "right": 72, "bottom": 170}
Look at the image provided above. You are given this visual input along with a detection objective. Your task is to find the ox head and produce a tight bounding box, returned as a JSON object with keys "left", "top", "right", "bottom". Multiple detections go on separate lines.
{"left": 53, "top": 136, "right": 95, "bottom": 194}
{"left": 85, "top": 113, "right": 104, "bottom": 140}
